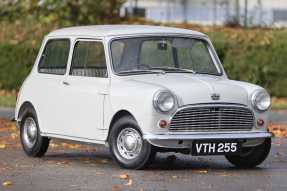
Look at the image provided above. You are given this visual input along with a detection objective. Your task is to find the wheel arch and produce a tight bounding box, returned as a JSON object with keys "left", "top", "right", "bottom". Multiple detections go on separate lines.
{"left": 17, "top": 101, "right": 36, "bottom": 122}
{"left": 107, "top": 110, "right": 139, "bottom": 141}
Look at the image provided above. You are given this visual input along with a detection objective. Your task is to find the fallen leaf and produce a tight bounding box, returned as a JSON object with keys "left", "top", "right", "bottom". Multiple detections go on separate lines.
{"left": 49, "top": 143, "right": 59, "bottom": 148}
{"left": 10, "top": 133, "right": 18, "bottom": 139}
{"left": 2, "top": 180, "right": 12, "bottom": 187}
{"left": 56, "top": 161, "right": 70, "bottom": 165}
{"left": 269, "top": 123, "right": 287, "bottom": 137}
{"left": 68, "top": 144, "right": 81, "bottom": 149}
{"left": 112, "top": 185, "right": 121, "bottom": 191}
{"left": 100, "top": 159, "right": 109, "bottom": 164}
{"left": 0, "top": 144, "right": 6, "bottom": 149}
{"left": 216, "top": 172, "right": 230, "bottom": 177}
{"left": 167, "top": 155, "right": 177, "bottom": 161}
{"left": 194, "top": 169, "right": 208, "bottom": 174}
{"left": 276, "top": 152, "right": 284, "bottom": 157}
{"left": 124, "top": 179, "right": 133, "bottom": 186}
{"left": 95, "top": 172, "right": 105, "bottom": 175}
{"left": 61, "top": 143, "right": 68, "bottom": 147}
{"left": 118, "top": 174, "right": 129, "bottom": 180}
{"left": 47, "top": 160, "right": 70, "bottom": 166}
{"left": 79, "top": 157, "right": 89, "bottom": 161}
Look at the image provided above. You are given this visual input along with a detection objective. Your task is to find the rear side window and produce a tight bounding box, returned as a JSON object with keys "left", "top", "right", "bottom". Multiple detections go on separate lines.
{"left": 38, "top": 39, "right": 70, "bottom": 75}
{"left": 70, "top": 41, "right": 107, "bottom": 78}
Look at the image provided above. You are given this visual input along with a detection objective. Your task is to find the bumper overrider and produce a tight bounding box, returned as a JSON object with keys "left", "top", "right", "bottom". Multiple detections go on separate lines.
{"left": 144, "top": 131, "right": 272, "bottom": 149}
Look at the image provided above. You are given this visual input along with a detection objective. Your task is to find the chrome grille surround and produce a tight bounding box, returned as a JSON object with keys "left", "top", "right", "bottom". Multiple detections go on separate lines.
{"left": 169, "top": 104, "right": 255, "bottom": 132}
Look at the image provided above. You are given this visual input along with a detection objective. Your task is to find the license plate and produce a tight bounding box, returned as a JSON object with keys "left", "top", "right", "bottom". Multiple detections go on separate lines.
{"left": 192, "top": 140, "right": 241, "bottom": 156}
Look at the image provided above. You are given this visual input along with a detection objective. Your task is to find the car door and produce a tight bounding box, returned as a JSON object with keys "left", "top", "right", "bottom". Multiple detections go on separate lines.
{"left": 60, "top": 39, "right": 109, "bottom": 141}
{"left": 35, "top": 38, "right": 71, "bottom": 135}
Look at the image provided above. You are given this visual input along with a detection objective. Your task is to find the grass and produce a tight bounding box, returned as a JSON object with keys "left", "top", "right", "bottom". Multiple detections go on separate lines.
{"left": 272, "top": 97, "right": 287, "bottom": 110}
{"left": 0, "top": 95, "right": 16, "bottom": 108}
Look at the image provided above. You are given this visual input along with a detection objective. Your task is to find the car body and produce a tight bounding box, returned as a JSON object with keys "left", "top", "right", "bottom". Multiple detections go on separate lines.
{"left": 16, "top": 25, "right": 272, "bottom": 169}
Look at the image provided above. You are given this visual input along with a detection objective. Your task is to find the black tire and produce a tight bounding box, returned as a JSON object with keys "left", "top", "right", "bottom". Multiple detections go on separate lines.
{"left": 20, "top": 106, "right": 50, "bottom": 157}
{"left": 109, "top": 116, "right": 156, "bottom": 169}
{"left": 225, "top": 138, "right": 271, "bottom": 168}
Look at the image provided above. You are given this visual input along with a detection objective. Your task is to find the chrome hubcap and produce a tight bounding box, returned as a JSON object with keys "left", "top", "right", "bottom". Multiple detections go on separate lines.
{"left": 23, "top": 117, "right": 37, "bottom": 148}
{"left": 117, "top": 128, "right": 143, "bottom": 159}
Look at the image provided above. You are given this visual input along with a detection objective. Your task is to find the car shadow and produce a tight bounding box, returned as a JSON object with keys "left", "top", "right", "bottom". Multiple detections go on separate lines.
{"left": 149, "top": 155, "right": 266, "bottom": 171}
{"left": 42, "top": 148, "right": 267, "bottom": 171}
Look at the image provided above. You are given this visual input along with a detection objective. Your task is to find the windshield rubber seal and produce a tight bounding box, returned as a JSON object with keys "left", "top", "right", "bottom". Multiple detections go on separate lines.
{"left": 108, "top": 34, "right": 224, "bottom": 77}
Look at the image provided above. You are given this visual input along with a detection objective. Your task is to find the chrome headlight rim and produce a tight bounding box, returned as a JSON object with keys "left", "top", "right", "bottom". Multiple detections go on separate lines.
{"left": 153, "top": 90, "right": 177, "bottom": 113}
{"left": 251, "top": 89, "right": 271, "bottom": 112}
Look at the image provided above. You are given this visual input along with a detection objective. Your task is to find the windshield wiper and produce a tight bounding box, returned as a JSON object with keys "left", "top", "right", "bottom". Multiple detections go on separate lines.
{"left": 150, "top": 67, "right": 196, "bottom": 74}
{"left": 117, "top": 69, "right": 165, "bottom": 75}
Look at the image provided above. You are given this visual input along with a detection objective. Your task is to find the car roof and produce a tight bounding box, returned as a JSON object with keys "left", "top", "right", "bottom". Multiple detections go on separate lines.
{"left": 47, "top": 25, "right": 206, "bottom": 38}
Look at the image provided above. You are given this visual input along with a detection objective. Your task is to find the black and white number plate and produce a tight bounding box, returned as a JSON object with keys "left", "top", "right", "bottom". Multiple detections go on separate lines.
{"left": 192, "top": 140, "right": 241, "bottom": 156}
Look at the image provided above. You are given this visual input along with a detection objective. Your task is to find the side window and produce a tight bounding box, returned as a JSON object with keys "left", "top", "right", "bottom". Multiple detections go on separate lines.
{"left": 38, "top": 39, "right": 70, "bottom": 75}
{"left": 70, "top": 41, "right": 107, "bottom": 78}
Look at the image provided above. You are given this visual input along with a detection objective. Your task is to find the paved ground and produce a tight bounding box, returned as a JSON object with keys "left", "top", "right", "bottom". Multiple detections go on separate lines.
{"left": 0, "top": 137, "right": 287, "bottom": 191}
{"left": 0, "top": 108, "right": 14, "bottom": 120}
{"left": 0, "top": 108, "right": 287, "bottom": 191}
{"left": 270, "top": 110, "right": 287, "bottom": 124}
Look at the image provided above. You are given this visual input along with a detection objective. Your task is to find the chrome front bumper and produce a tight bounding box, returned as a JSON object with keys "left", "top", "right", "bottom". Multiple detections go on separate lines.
{"left": 144, "top": 131, "right": 272, "bottom": 148}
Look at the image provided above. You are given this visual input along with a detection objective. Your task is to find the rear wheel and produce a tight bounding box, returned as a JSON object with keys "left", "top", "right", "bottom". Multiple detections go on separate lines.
{"left": 225, "top": 138, "right": 271, "bottom": 168}
{"left": 109, "top": 116, "right": 155, "bottom": 169}
{"left": 20, "top": 107, "right": 50, "bottom": 157}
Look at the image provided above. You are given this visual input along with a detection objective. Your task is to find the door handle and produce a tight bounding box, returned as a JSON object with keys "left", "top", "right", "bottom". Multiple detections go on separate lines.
{"left": 62, "top": 81, "right": 70, "bottom": 86}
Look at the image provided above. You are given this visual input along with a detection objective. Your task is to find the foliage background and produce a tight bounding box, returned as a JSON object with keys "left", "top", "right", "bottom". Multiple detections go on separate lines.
{"left": 0, "top": 0, "right": 286, "bottom": 97}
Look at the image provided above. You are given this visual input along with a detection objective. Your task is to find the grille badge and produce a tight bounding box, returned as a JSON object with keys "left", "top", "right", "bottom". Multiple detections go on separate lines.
{"left": 211, "top": 93, "right": 220, "bottom": 100}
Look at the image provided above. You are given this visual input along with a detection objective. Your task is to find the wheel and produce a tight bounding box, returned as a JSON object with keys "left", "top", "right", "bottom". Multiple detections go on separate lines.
{"left": 109, "top": 116, "right": 156, "bottom": 169}
{"left": 20, "top": 106, "right": 50, "bottom": 157}
{"left": 225, "top": 138, "right": 271, "bottom": 168}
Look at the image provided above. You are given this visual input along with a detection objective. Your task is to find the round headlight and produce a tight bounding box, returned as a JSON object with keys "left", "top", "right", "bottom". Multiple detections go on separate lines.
{"left": 251, "top": 90, "right": 271, "bottom": 112}
{"left": 153, "top": 91, "right": 177, "bottom": 113}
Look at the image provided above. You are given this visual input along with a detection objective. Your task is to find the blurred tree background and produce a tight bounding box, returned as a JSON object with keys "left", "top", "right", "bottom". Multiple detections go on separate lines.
{"left": 0, "top": 0, "right": 123, "bottom": 25}
{"left": 0, "top": 0, "right": 286, "bottom": 97}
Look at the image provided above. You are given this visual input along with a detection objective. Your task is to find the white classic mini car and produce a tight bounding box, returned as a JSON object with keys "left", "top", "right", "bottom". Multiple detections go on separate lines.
{"left": 15, "top": 25, "right": 272, "bottom": 169}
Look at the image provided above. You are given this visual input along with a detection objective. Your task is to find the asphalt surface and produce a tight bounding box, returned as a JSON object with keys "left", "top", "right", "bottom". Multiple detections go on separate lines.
{"left": 0, "top": 137, "right": 287, "bottom": 191}
{"left": 0, "top": 108, "right": 287, "bottom": 191}
{"left": 0, "top": 108, "right": 14, "bottom": 120}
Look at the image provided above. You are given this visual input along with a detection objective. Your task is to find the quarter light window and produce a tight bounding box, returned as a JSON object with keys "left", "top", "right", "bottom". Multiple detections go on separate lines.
{"left": 70, "top": 41, "right": 107, "bottom": 78}
{"left": 38, "top": 39, "right": 70, "bottom": 75}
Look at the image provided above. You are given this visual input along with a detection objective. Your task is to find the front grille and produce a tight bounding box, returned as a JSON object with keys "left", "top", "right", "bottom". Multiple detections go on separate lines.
{"left": 169, "top": 105, "right": 254, "bottom": 132}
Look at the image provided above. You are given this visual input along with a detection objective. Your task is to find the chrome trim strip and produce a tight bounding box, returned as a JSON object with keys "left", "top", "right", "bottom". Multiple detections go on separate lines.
{"left": 143, "top": 132, "right": 271, "bottom": 141}
{"left": 41, "top": 132, "right": 105, "bottom": 145}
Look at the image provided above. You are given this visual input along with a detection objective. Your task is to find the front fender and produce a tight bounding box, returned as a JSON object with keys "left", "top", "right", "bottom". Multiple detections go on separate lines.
{"left": 105, "top": 78, "right": 171, "bottom": 136}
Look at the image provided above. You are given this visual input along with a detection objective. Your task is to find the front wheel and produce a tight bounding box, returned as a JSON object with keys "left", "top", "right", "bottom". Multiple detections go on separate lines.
{"left": 225, "top": 138, "right": 271, "bottom": 168}
{"left": 109, "top": 116, "right": 155, "bottom": 169}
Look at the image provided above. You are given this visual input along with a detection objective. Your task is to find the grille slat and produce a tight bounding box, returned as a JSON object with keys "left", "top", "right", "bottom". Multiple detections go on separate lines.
{"left": 175, "top": 111, "right": 252, "bottom": 117}
{"left": 169, "top": 105, "right": 254, "bottom": 132}
{"left": 171, "top": 118, "right": 254, "bottom": 123}
{"left": 172, "top": 116, "right": 254, "bottom": 121}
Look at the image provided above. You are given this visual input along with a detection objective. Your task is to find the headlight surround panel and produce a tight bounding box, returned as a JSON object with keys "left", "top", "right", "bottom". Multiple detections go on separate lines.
{"left": 153, "top": 90, "right": 177, "bottom": 113}
{"left": 251, "top": 89, "right": 271, "bottom": 112}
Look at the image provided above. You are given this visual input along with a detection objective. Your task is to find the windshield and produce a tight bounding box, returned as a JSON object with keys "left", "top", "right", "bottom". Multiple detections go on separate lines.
{"left": 110, "top": 37, "right": 221, "bottom": 76}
